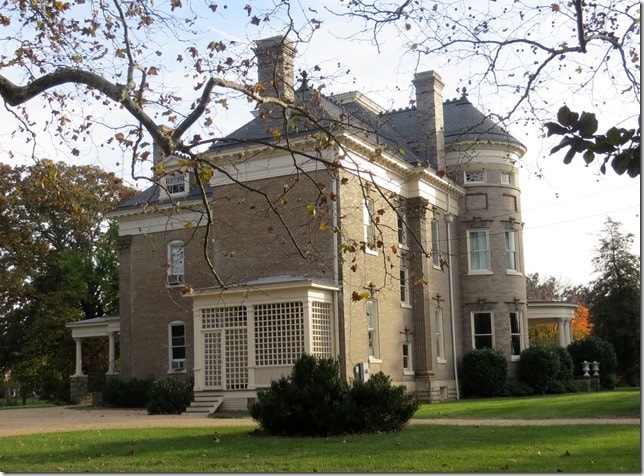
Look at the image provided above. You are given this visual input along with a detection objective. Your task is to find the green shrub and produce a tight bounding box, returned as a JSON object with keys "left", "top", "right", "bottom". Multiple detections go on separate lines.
{"left": 249, "top": 354, "right": 418, "bottom": 436}
{"left": 102, "top": 376, "right": 153, "bottom": 408}
{"left": 567, "top": 336, "right": 619, "bottom": 389}
{"left": 145, "top": 377, "right": 193, "bottom": 415}
{"left": 346, "top": 372, "right": 419, "bottom": 433}
{"left": 461, "top": 348, "right": 508, "bottom": 397}
{"left": 502, "top": 379, "right": 534, "bottom": 397}
{"left": 519, "top": 345, "right": 561, "bottom": 394}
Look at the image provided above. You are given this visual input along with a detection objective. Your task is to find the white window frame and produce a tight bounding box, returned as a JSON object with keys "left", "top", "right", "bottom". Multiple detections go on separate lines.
{"left": 505, "top": 231, "right": 520, "bottom": 273}
{"left": 168, "top": 321, "right": 186, "bottom": 372}
{"left": 510, "top": 311, "right": 523, "bottom": 360}
{"left": 366, "top": 298, "right": 380, "bottom": 360}
{"left": 464, "top": 170, "right": 486, "bottom": 184}
{"left": 431, "top": 219, "right": 441, "bottom": 268}
{"left": 471, "top": 311, "right": 494, "bottom": 349}
{"left": 363, "top": 197, "right": 378, "bottom": 255}
{"left": 435, "top": 308, "right": 445, "bottom": 362}
{"left": 166, "top": 172, "right": 188, "bottom": 197}
{"left": 400, "top": 267, "right": 411, "bottom": 307}
{"left": 467, "top": 230, "right": 491, "bottom": 273}
{"left": 397, "top": 213, "right": 409, "bottom": 250}
{"left": 402, "top": 341, "right": 414, "bottom": 375}
{"left": 501, "top": 171, "right": 512, "bottom": 185}
{"left": 167, "top": 241, "right": 185, "bottom": 286}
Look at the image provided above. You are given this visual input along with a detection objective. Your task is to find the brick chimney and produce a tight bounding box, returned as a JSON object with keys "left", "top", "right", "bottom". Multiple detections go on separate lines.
{"left": 413, "top": 71, "right": 446, "bottom": 172}
{"left": 255, "top": 36, "right": 296, "bottom": 103}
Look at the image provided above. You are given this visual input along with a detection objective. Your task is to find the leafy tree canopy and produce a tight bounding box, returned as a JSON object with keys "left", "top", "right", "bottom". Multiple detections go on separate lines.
{"left": 0, "top": 161, "right": 136, "bottom": 400}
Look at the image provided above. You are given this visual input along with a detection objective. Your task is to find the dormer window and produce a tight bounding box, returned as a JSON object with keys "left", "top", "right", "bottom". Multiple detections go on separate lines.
{"left": 465, "top": 170, "right": 486, "bottom": 184}
{"left": 166, "top": 173, "right": 188, "bottom": 197}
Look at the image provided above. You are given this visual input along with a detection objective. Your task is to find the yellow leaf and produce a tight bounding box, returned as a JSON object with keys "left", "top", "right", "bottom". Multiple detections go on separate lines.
{"left": 272, "top": 129, "right": 282, "bottom": 139}
{"left": 184, "top": 221, "right": 195, "bottom": 229}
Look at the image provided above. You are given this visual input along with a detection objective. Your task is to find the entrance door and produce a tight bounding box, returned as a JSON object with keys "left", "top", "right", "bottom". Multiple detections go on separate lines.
{"left": 202, "top": 328, "right": 248, "bottom": 390}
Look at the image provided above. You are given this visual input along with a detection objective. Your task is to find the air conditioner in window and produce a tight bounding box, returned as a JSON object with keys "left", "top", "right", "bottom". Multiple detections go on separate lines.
{"left": 353, "top": 362, "right": 370, "bottom": 382}
{"left": 171, "top": 360, "right": 185, "bottom": 371}
{"left": 166, "top": 274, "right": 184, "bottom": 285}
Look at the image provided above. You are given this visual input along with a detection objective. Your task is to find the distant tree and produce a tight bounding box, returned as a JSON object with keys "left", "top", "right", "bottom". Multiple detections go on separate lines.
{"left": 0, "top": 161, "right": 136, "bottom": 401}
{"left": 571, "top": 305, "right": 592, "bottom": 341}
{"left": 526, "top": 273, "right": 588, "bottom": 304}
{"left": 587, "top": 218, "right": 640, "bottom": 385}
{"left": 528, "top": 324, "right": 559, "bottom": 347}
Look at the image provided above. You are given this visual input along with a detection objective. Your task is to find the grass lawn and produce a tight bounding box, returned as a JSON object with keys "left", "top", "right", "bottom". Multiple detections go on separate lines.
{"left": 414, "top": 388, "right": 641, "bottom": 419}
{"left": 0, "top": 424, "right": 639, "bottom": 472}
{"left": 0, "top": 389, "right": 639, "bottom": 472}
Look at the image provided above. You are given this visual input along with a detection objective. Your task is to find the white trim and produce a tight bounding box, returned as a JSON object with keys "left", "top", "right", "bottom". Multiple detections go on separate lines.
{"left": 168, "top": 321, "right": 187, "bottom": 373}
{"left": 467, "top": 229, "right": 491, "bottom": 272}
{"left": 471, "top": 311, "right": 495, "bottom": 349}
{"left": 399, "top": 267, "right": 411, "bottom": 307}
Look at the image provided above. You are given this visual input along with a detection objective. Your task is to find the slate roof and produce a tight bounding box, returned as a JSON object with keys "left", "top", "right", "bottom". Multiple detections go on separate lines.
{"left": 118, "top": 87, "right": 524, "bottom": 212}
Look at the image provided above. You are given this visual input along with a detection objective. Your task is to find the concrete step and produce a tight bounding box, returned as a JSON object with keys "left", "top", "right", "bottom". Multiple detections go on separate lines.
{"left": 185, "top": 393, "right": 223, "bottom": 414}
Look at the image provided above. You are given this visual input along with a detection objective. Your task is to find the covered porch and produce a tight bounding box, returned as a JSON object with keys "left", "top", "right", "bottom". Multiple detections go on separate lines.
{"left": 65, "top": 316, "right": 120, "bottom": 403}
{"left": 526, "top": 301, "right": 578, "bottom": 347}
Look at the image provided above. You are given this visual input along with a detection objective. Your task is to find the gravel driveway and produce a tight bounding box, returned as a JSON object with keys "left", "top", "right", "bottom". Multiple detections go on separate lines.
{"left": 0, "top": 406, "right": 639, "bottom": 437}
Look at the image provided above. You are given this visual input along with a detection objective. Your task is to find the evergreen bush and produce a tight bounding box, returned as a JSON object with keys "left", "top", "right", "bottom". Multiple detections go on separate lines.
{"left": 249, "top": 354, "right": 418, "bottom": 436}
{"left": 519, "top": 345, "right": 561, "bottom": 393}
{"left": 567, "top": 335, "right": 619, "bottom": 389}
{"left": 502, "top": 379, "right": 534, "bottom": 397}
{"left": 461, "top": 348, "right": 508, "bottom": 397}
{"left": 145, "top": 377, "right": 193, "bottom": 414}
{"left": 102, "top": 376, "right": 153, "bottom": 408}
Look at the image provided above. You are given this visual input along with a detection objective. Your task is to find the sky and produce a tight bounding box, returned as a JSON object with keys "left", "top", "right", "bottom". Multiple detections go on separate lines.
{"left": 0, "top": 1, "right": 639, "bottom": 287}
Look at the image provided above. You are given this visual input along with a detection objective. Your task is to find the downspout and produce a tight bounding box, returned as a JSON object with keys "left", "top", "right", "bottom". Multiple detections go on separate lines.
{"left": 445, "top": 194, "right": 460, "bottom": 399}
{"left": 332, "top": 172, "right": 347, "bottom": 380}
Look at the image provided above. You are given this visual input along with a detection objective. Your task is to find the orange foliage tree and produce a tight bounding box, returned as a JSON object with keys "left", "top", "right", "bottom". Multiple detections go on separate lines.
{"left": 571, "top": 305, "right": 592, "bottom": 340}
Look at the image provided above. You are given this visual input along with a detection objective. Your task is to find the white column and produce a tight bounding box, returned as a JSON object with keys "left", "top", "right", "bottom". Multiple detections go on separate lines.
{"left": 107, "top": 332, "right": 116, "bottom": 375}
{"left": 565, "top": 319, "right": 573, "bottom": 346}
{"left": 73, "top": 338, "right": 85, "bottom": 376}
{"left": 557, "top": 319, "right": 566, "bottom": 347}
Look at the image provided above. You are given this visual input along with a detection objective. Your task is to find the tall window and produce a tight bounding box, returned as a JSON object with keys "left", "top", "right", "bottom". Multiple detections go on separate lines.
{"left": 402, "top": 342, "right": 413, "bottom": 373}
{"left": 472, "top": 312, "right": 493, "bottom": 349}
{"left": 363, "top": 197, "right": 377, "bottom": 251}
{"left": 505, "top": 231, "right": 519, "bottom": 271}
{"left": 509, "top": 312, "right": 523, "bottom": 359}
{"left": 366, "top": 299, "right": 380, "bottom": 358}
{"left": 435, "top": 308, "right": 445, "bottom": 361}
{"left": 431, "top": 219, "right": 440, "bottom": 268}
{"left": 169, "top": 322, "right": 186, "bottom": 371}
{"left": 400, "top": 267, "right": 410, "bottom": 306}
{"left": 397, "top": 214, "right": 408, "bottom": 249}
{"left": 167, "top": 241, "right": 185, "bottom": 285}
{"left": 468, "top": 230, "right": 490, "bottom": 271}
{"left": 501, "top": 171, "right": 512, "bottom": 185}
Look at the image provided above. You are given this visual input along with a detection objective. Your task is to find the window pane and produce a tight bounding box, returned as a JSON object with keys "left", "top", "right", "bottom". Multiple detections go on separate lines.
{"left": 510, "top": 313, "right": 520, "bottom": 334}
{"left": 431, "top": 220, "right": 440, "bottom": 266}
{"left": 474, "top": 313, "right": 492, "bottom": 334}
{"left": 475, "top": 335, "right": 493, "bottom": 349}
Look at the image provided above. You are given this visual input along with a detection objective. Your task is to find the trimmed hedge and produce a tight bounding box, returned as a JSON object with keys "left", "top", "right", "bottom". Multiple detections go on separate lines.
{"left": 461, "top": 348, "right": 508, "bottom": 397}
{"left": 248, "top": 354, "right": 419, "bottom": 436}
{"left": 146, "top": 377, "right": 193, "bottom": 414}
{"left": 101, "top": 376, "right": 154, "bottom": 408}
{"left": 567, "top": 335, "right": 619, "bottom": 389}
{"left": 519, "top": 345, "right": 561, "bottom": 394}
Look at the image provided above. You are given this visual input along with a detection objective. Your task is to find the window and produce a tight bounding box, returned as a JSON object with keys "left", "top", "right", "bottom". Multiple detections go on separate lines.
{"left": 501, "top": 171, "right": 512, "bottom": 185}
{"left": 431, "top": 219, "right": 440, "bottom": 268}
{"left": 167, "top": 241, "right": 185, "bottom": 285}
{"left": 397, "top": 213, "right": 408, "bottom": 249}
{"left": 166, "top": 173, "right": 188, "bottom": 196}
{"left": 400, "top": 267, "right": 411, "bottom": 306}
{"left": 505, "top": 231, "right": 519, "bottom": 271}
{"left": 510, "top": 312, "right": 523, "bottom": 359}
{"left": 435, "top": 308, "right": 445, "bottom": 361}
{"left": 468, "top": 230, "right": 490, "bottom": 271}
{"left": 402, "top": 342, "right": 413, "bottom": 373}
{"left": 169, "top": 322, "right": 186, "bottom": 371}
{"left": 472, "top": 312, "right": 493, "bottom": 349}
{"left": 366, "top": 299, "right": 380, "bottom": 358}
{"left": 363, "top": 197, "right": 377, "bottom": 252}
{"left": 465, "top": 170, "right": 486, "bottom": 183}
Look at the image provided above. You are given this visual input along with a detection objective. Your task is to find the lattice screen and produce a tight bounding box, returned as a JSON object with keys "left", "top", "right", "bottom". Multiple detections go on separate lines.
{"left": 311, "top": 301, "right": 332, "bottom": 357}
{"left": 254, "top": 302, "right": 304, "bottom": 366}
{"left": 202, "top": 306, "right": 248, "bottom": 390}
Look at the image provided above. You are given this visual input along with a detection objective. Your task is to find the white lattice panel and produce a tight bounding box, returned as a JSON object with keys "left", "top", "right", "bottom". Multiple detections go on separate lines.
{"left": 202, "top": 306, "right": 247, "bottom": 329}
{"left": 203, "top": 331, "right": 222, "bottom": 388}
{"left": 225, "top": 328, "right": 248, "bottom": 390}
{"left": 311, "top": 301, "right": 332, "bottom": 357}
{"left": 254, "top": 302, "right": 304, "bottom": 366}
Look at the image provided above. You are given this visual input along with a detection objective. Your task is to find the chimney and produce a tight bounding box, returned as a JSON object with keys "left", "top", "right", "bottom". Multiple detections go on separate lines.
{"left": 413, "top": 71, "right": 446, "bottom": 172}
{"left": 255, "top": 36, "right": 296, "bottom": 104}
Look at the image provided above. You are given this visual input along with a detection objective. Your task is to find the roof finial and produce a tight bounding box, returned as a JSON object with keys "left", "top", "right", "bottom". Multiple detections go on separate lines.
{"left": 461, "top": 86, "right": 468, "bottom": 99}
{"left": 297, "top": 70, "right": 309, "bottom": 92}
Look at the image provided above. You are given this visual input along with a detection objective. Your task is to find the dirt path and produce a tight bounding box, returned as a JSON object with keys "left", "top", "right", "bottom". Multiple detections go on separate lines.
{"left": 0, "top": 406, "right": 639, "bottom": 437}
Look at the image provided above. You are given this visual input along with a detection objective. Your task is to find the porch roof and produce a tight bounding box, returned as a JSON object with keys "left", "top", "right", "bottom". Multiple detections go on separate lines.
{"left": 65, "top": 316, "right": 120, "bottom": 339}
